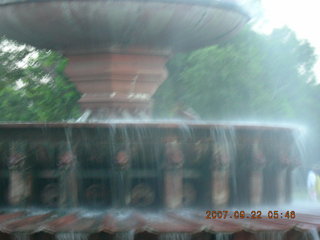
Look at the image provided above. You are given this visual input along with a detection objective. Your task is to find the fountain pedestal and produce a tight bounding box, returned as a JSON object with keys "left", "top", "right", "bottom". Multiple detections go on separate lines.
{"left": 65, "top": 51, "right": 168, "bottom": 118}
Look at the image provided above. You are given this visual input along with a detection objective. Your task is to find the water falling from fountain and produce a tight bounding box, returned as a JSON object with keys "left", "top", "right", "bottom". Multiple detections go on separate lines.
{"left": 160, "top": 233, "right": 191, "bottom": 240}
{"left": 13, "top": 233, "right": 29, "bottom": 240}
{"left": 215, "top": 233, "right": 233, "bottom": 240}
{"left": 56, "top": 232, "right": 88, "bottom": 240}
{"left": 114, "top": 232, "right": 135, "bottom": 240}
{"left": 255, "top": 232, "right": 284, "bottom": 240}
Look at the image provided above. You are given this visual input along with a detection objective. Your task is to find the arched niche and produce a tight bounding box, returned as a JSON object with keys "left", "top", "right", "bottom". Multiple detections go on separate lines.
{"left": 31, "top": 232, "right": 55, "bottom": 240}
{"left": 232, "top": 231, "right": 256, "bottom": 240}
{"left": 0, "top": 232, "right": 12, "bottom": 240}
{"left": 134, "top": 232, "right": 158, "bottom": 240}
{"left": 88, "top": 232, "right": 113, "bottom": 240}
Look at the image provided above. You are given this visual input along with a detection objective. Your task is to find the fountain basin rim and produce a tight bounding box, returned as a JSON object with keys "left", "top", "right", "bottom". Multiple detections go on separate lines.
{"left": 0, "top": 0, "right": 249, "bottom": 52}
{"left": 0, "top": 121, "right": 300, "bottom": 131}
{"left": 0, "top": 0, "right": 250, "bottom": 18}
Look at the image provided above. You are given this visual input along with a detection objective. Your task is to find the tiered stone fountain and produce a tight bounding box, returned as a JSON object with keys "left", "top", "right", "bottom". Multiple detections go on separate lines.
{"left": 0, "top": 1, "right": 314, "bottom": 240}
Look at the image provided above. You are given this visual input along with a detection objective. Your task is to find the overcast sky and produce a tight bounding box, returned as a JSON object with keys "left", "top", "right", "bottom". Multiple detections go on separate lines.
{"left": 256, "top": 0, "right": 320, "bottom": 80}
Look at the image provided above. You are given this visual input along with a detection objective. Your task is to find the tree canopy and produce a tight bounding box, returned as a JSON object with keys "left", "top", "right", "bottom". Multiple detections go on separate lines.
{"left": 0, "top": 26, "right": 319, "bottom": 127}
{"left": 0, "top": 38, "right": 80, "bottom": 121}
{"left": 154, "top": 27, "right": 319, "bottom": 125}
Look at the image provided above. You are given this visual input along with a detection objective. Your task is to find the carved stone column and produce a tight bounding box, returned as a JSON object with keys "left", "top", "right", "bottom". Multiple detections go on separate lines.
{"left": 275, "top": 169, "right": 287, "bottom": 205}
{"left": 276, "top": 135, "right": 300, "bottom": 205}
{"left": 164, "top": 137, "right": 184, "bottom": 209}
{"left": 58, "top": 145, "right": 78, "bottom": 208}
{"left": 8, "top": 142, "right": 32, "bottom": 206}
{"left": 249, "top": 135, "right": 266, "bottom": 206}
{"left": 212, "top": 140, "right": 230, "bottom": 208}
{"left": 111, "top": 149, "right": 131, "bottom": 208}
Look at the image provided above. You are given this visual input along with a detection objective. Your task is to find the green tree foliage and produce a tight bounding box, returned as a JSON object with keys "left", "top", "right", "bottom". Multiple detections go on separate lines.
{"left": 1, "top": 27, "right": 318, "bottom": 125}
{"left": 0, "top": 38, "right": 80, "bottom": 121}
{"left": 154, "top": 27, "right": 319, "bottom": 123}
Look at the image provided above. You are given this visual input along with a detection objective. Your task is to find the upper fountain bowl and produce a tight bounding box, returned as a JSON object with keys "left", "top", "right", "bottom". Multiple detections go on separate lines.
{"left": 0, "top": 0, "right": 249, "bottom": 53}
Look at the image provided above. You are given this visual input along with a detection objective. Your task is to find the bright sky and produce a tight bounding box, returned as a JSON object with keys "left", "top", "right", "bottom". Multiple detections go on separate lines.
{"left": 256, "top": 0, "right": 320, "bottom": 81}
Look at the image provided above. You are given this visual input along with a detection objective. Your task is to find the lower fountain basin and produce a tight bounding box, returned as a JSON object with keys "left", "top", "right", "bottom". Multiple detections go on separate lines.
{"left": 0, "top": 121, "right": 301, "bottom": 209}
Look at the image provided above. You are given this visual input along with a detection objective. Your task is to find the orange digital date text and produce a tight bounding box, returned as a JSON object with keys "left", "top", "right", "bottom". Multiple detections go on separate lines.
{"left": 205, "top": 210, "right": 296, "bottom": 219}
